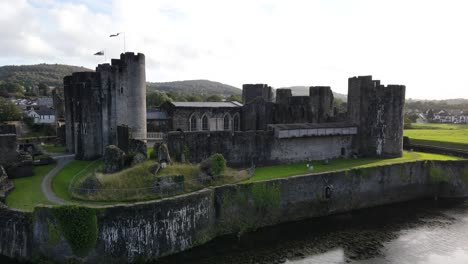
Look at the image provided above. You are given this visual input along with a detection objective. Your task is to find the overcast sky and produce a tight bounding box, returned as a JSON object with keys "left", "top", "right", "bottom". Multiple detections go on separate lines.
{"left": 1, "top": 0, "right": 467, "bottom": 99}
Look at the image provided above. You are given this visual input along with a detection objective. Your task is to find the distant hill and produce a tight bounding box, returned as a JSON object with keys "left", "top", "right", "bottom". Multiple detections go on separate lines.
{"left": 407, "top": 98, "right": 468, "bottom": 106}
{"left": 0, "top": 64, "right": 92, "bottom": 88}
{"left": 0, "top": 65, "right": 242, "bottom": 97}
{"left": 147, "top": 80, "right": 241, "bottom": 96}
{"left": 279, "top": 86, "right": 348, "bottom": 102}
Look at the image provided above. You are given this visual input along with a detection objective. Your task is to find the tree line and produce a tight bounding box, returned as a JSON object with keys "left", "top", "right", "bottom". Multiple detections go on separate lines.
{"left": 146, "top": 90, "right": 242, "bottom": 108}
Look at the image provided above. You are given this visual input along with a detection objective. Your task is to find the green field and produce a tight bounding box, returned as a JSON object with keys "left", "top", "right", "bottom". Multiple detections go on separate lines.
{"left": 52, "top": 160, "right": 103, "bottom": 201}
{"left": 404, "top": 123, "right": 468, "bottom": 150}
{"left": 247, "top": 151, "right": 464, "bottom": 183}
{"left": 5, "top": 164, "right": 56, "bottom": 211}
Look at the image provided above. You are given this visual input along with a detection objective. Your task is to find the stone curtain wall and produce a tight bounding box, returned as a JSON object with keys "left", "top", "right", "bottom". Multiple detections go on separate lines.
{"left": 0, "top": 208, "right": 32, "bottom": 260}
{"left": 167, "top": 131, "right": 353, "bottom": 166}
{"left": 2, "top": 160, "right": 468, "bottom": 263}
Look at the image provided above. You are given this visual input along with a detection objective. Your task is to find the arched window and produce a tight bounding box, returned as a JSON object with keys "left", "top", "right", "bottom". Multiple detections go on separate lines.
{"left": 202, "top": 115, "right": 209, "bottom": 131}
{"left": 233, "top": 114, "right": 240, "bottom": 131}
{"left": 189, "top": 114, "right": 197, "bottom": 131}
{"left": 223, "top": 114, "right": 231, "bottom": 130}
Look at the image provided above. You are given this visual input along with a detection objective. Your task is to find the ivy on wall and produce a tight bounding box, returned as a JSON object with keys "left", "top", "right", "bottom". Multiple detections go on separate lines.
{"left": 51, "top": 205, "right": 98, "bottom": 256}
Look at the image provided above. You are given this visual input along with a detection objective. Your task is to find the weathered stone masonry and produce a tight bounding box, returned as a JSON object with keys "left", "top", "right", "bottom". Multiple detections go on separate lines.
{"left": 64, "top": 52, "right": 146, "bottom": 160}
{"left": 166, "top": 76, "right": 405, "bottom": 165}
{"left": 2, "top": 160, "right": 468, "bottom": 263}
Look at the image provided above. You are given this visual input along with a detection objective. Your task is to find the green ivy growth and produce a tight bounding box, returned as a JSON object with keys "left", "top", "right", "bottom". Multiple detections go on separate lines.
{"left": 429, "top": 163, "right": 448, "bottom": 184}
{"left": 47, "top": 219, "right": 61, "bottom": 246}
{"left": 182, "top": 145, "right": 190, "bottom": 161}
{"left": 460, "top": 167, "right": 468, "bottom": 186}
{"left": 251, "top": 183, "right": 281, "bottom": 213}
{"left": 51, "top": 205, "right": 98, "bottom": 256}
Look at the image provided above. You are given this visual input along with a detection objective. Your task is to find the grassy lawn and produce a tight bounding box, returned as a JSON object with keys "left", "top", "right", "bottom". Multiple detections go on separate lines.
{"left": 52, "top": 160, "right": 103, "bottom": 201}
{"left": 41, "top": 144, "right": 66, "bottom": 153}
{"left": 404, "top": 123, "right": 468, "bottom": 150}
{"left": 5, "top": 164, "right": 56, "bottom": 211}
{"left": 247, "top": 151, "right": 464, "bottom": 183}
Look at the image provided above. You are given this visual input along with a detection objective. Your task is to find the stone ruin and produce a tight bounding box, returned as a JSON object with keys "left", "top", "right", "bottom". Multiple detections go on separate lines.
{"left": 0, "top": 124, "right": 33, "bottom": 178}
{"left": 64, "top": 52, "right": 147, "bottom": 160}
{"left": 0, "top": 166, "right": 14, "bottom": 203}
{"left": 167, "top": 76, "right": 406, "bottom": 166}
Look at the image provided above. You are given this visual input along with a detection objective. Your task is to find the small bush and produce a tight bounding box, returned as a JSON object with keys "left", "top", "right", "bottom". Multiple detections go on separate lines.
{"left": 210, "top": 153, "right": 226, "bottom": 176}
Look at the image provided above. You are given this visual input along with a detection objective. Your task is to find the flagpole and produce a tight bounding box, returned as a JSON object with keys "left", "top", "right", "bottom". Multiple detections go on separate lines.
{"left": 123, "top": 32, "right": 126, "bottom": 53}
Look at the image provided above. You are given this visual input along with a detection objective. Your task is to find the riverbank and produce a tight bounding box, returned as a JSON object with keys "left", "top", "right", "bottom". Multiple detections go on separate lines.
{"left": 156, "top": 198, "right": 468, "bottom": 264}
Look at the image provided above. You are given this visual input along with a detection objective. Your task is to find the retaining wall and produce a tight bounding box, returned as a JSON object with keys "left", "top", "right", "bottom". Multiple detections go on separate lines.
{"left": 1, "top": 160, "right": 468, "bottom": 263}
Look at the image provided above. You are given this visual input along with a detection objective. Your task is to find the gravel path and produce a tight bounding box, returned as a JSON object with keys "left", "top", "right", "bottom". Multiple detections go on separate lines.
{"left": 41, "top": 154, "right": 74, "bottom": 205}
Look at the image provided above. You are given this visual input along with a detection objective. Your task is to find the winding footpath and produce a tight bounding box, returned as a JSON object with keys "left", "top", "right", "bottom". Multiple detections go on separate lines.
{"left": 40, "top": 154, "right": 74, "bottom": 205}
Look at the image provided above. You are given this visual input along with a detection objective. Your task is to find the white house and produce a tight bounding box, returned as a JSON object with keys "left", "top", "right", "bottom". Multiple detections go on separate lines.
{"left": 27, "top": 107, "right": 55, "bottom": 124}
{"left": 434, "top": 110, "right": 454, "bottom": 123}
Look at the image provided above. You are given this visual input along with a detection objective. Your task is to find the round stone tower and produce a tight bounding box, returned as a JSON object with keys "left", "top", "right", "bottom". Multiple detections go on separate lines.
{"left": 122, "top": 52, "right": 147, "bottom": 140}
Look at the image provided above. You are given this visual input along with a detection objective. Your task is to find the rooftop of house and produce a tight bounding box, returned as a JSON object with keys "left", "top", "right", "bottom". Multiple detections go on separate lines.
{"left": 169, "top": 101, "right": 243, "bottom": 108}
{"left": 268, "top": 122, "right": 356, "bottom": 130}
{"left": 34, "top": 106, "right": 55, "bottom": 116}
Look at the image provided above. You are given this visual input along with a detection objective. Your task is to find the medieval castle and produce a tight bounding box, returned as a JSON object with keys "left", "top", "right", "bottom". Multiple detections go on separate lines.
{"left": 64, "top": 52, "right": 147, "bottom": 159}
{"left": 64, "top": 52, "right": 405, "bottom": 166}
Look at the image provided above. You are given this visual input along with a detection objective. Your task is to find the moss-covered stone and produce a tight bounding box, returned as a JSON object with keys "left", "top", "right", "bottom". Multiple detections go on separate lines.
{"left": 429, "top": 162, "right": 449, "bottom": 184}
{"left": 51, "top": 205, "right": 98, "bottom": 256}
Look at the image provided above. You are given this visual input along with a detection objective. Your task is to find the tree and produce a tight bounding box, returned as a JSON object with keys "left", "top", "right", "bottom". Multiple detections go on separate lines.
{"left": 227, "top": 94, "right": 242, "bottom": 102}
{"left": 0, "top": 98, "right": 21, "bottom": 122}
{"left": 427, "top": 109, "right": 434, "bottom": 120}
{"left": 38, "top": 83, "right": 49, "bottom": 96}
{"left": 206, "top": 95, "right": 223, "bottom": 102}
{"left": 186, "top": 95, "right": 203, "bottom": 102}
{"left": 0, "top": 81, "right": 24, "bottom": 94}
{"left": 146, "top": 90, "right": 172, "bottom": 108}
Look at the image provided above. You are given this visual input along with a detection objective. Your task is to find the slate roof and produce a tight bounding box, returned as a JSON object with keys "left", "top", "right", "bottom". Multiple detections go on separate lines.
{"left": 147, "top": 109, "right": 169, "bottom": 120}
{"left": 268, "top": 122, "right": 356, "bottom": 130}
{"left": 170, "top": 101, "right": 243, "bottom": 108}
{"left": 35, "top": 107, "right": 55, "bottom": 116}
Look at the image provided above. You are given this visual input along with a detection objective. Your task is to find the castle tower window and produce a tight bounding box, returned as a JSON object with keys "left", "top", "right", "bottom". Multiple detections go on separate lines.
{"left": 120, "top": 87, "right": 124, "bottom": 94}
{"left": 202, "top": 115, "right": 209, "bottom": 131}
{"left": 233, "top": 114, "right": 240, "bottom": 131}
{"left": 189, "top": 115, "right": 197, "bottom": 131}
{"left": 223, "top": 115, "right": 231, "bottom": 130}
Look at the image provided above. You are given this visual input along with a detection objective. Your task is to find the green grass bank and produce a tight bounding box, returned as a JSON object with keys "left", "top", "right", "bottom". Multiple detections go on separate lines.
{"left": 5, "top": 164, "right": 55, "bottom": 211}
{"left": 247, "top": 151, "right": 464, "bottom": 182}
{"left": 404, "top": 123, "right": 468, "bottom": 150}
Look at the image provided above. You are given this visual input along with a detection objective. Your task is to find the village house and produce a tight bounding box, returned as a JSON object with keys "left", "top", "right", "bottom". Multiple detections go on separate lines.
{"left": 27, "top": 106, "right": 55, "bottom": 124}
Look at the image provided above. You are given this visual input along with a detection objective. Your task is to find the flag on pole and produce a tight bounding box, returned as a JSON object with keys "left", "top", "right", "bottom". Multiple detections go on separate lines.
{"left": 94, "top": 50, "right": 104, "bottom": 56}
{"left": 109, "top": 33, "right": 120, "bottom": 37}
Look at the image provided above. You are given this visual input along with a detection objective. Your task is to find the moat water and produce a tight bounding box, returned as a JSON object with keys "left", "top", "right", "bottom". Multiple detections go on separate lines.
{"left": 157, "top": 198, "right": 468, "bottom": 264}
{"left": 2, "top": 198, "right": 468, "bottom": 264}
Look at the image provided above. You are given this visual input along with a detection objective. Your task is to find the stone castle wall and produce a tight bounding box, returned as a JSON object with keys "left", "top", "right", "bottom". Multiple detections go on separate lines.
{"left": 64, "top": 52, "right": 147, "bottom": 160}
{"left": 168, "top": 130, "right": 356, "bottom": 166}
{"left": 347, "top": 76, "right": 405, "bottom": 158}
{"left": 0, "top": 124, "right": 18, "bottom": 165}
{"left": 1, "top": 160, "right": 468, "bottom": 263}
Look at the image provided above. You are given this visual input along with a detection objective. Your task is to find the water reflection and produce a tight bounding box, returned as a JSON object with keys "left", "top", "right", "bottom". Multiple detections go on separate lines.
{"left": 157, "top": 199, "right": 468, "bottom": 264}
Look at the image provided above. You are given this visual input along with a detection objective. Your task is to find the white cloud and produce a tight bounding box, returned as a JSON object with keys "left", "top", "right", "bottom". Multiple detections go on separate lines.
{"left": 0, "top": 0, "right": 467, "bottom": 99}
